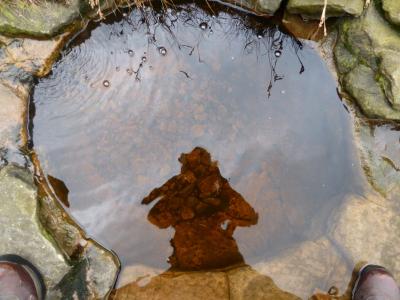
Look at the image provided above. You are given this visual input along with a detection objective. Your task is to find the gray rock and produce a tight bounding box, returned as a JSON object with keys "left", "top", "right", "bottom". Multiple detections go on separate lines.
{"left": 355, "top": 122, "right": 400, "bottom": 200}
{"left": 335, "top": 1, "right": 400, "bottom": 120}
{"left": 254, "top": 0, "right": 283, "bottom": 14}
{"left": 0, "top": 165, "right": 71, "bottom": 291}
{"left": 0, "top": 84, "right": 24, "bottom": 152}
{"left": 329, "top": 193, "right": 400, "bottom": 282}
{"left": 0, "top": 164, "right": 120, "bottom": 299}
{"left": 382, "top": 0, "right": 400, "bottom": 26}
{"left": 222, "top": 0, "right": 283, "bottom": 15}
{"left": 343, "top": 65, "right": 400, "bottom": 119}
{"left": 287, "top": 0, "right": 364, "bottom": 19}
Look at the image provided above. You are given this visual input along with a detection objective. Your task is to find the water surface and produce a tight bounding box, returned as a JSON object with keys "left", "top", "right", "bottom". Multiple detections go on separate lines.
{"left": 32, "top": 2, "right": 363, "bottom": 288}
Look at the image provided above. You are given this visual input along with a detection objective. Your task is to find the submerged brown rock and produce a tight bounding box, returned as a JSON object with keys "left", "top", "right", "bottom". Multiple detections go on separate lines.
{"left": 142, "top": 147, "right": 258, "bottom": 270}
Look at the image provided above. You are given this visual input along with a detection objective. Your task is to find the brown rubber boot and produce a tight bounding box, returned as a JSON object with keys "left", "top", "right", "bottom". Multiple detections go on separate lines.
{"left": 352, "top": 264, "right": 400, "bottom": 300}
{"left": 0, "top": 254, "right": 45, "bottom": 300}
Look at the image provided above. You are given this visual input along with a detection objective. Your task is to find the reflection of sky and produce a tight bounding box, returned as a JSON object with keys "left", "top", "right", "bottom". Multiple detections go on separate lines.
{"left": 32, "top": 5, "right": 362, "bottom": 271}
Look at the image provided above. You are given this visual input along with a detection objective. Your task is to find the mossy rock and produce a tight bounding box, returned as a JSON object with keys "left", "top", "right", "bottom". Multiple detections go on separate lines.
{"left": 334, "top": 0, "right": 400, "bottom": 120}
{"left": 287, "top": 0, "right": 364, "bottom": 19}
{"left": 0, "top": 0, "right": 89, "bottom": 38}
{"left": 382, "top": 0, "right": 400, "bottom": 26}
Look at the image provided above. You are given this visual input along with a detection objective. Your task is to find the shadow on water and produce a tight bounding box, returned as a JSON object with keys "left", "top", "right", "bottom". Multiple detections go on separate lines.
{"left": 30, "top": 0, "right": 366, "bottom": 294}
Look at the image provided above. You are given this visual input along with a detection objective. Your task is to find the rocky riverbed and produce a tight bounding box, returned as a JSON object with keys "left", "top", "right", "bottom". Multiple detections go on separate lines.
{"left": 0, "top": 0, "right": 399, "bottom": 299}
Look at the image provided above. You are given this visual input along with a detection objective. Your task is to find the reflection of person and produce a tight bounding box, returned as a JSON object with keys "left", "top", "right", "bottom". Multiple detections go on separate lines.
{"left": 141, "top": 147, "right": 258, "bottom": 270}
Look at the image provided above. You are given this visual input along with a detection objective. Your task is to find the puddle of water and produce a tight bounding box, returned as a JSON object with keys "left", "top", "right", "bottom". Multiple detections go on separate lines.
{"left": 31, "top": 1, "right": 364, "bottom": 290}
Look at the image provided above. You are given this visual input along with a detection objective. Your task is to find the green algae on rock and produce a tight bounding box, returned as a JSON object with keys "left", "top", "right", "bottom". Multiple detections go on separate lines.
{"left": 382, "top": 0, "right": 400, "bottom": 26}
{"left": 0, "top": 0, "right": 85, "bottom": 38}
{"left": 287, "top": 0, "right": 364, "bottom": 19}
{"left": 335, "top": 0, "right": 400, "bottom": 120}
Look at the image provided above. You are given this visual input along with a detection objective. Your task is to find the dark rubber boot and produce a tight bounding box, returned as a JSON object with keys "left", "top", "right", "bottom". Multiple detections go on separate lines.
{"left": 0, "top": 254, "right": 45, "bottom": 300}
{"left": 353, "top": 264, "right": 400, "bottom": 300}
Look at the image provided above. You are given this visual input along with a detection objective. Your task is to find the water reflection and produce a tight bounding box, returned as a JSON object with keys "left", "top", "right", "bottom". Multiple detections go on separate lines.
{"left": 142, "top": 147, "right": 258, "bottom": 270}
{"left": 32, "top": 0, "right": 363, "bottom": 292}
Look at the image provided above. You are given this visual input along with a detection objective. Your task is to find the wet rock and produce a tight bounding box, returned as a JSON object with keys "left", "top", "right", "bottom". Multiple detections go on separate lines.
{"left": 0, "top": 0, "right": 85, "bottom": 38}
{"left": 355, "top": 123, "right": 400, "bottom": 199}
{"left": 113, "top": 270, "right": 229, "bottom": 300}
{"left": 226, "top": 265, "right": 301, "bottom": 300}
{"left": 382, "top": 0, "right": 400, "bottom": 26}
{"left": 0, "top": 29, "right": 80, "bottom": 77}
{"left": 254, "top": 238, "right": 350, "bottom": 299}
{"left": 282, "top": 11, "right": 324, "bottom": 41}
{"left": 50, "top": 241, "right": 120, "bottom": 299}
{"left": 0, "top": 164, "right": 120, "bottom": 298}
{"left": 335, "top": 1, "right": 400, "bottom": 120}
{"left": 287, "top": 0, "right": 364, "bottom": 19}
{"left": 0, "top": 83, "right": 24, "bottom": 151}
{"left": 329, "top": 193, "right": 400, "bottom": 283}
{"left": 343, "top": 65, "right": 400, "bottom": 119}
{"left": 0, "top": 165, "right": 70, "bottom": 291}
{"left": 113, "top": 265, "right": 301, "bottom": 299}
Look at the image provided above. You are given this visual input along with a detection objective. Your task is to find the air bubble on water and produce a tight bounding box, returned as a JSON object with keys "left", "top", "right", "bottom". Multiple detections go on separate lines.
{"left": 199, "top": 22, "right": 208, "bottom": 30}
{"left": 231, "top": 56, "right": 235, "bottom": 60}
{"left": 141, "top": 56, "right": 147, "bottom": 63}
{"left": 126, "top": 68, "right": 133, "bottom": 76}
{"left": 122, "top": 12, "right": 127, "bottom": 17}
{"left": 103, "top": 80, "right": 110, "bottom": 87}
{"left": 274, "top": 50, "right": 282, "bottom": 57}
{"left": 210, "top": 29, "right": 214, "bottom": 35}
{"left": 158, "top": 47, "right": 167, "bottom": 56}
{"left": 257, "top": 34, "right": 263, "bottom": 39}
{"left": 281, "top": 90, "right": 286, "bottom": 94}
{"left": 128, "top": 49, "right": 134, "bottom": 57}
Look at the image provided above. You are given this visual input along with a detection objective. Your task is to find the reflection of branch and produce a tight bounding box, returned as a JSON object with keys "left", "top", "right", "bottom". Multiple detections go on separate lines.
{"left": 179, "top": 70, "right": 192, "bottom": 79}
{"left": 117, "top": 2, "right": 304, "bottom": 96}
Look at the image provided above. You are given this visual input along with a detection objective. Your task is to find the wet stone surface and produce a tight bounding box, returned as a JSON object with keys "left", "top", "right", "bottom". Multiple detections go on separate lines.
{"left": 0, "top": 165, "right": 70, "bottom": 291}
{"left": 335, "top": 0, "right": 400, "bottom": 120}
{"left": 31, "top": 2, "right": 366, "bottom": 296}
